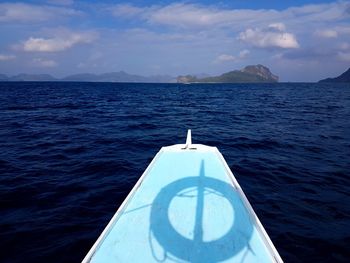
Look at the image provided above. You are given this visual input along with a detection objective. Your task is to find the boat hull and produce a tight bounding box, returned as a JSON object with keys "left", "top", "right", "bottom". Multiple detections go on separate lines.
{"left": 83, "top": 144, "right": 282, "bottom": 262}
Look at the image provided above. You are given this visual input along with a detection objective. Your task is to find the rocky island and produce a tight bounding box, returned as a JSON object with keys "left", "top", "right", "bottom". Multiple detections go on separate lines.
{"left": 177, "top": 64, "right": 278, "bottom": 84}
{"left": 319, "top": 67, "right": 350, "bottom": 83}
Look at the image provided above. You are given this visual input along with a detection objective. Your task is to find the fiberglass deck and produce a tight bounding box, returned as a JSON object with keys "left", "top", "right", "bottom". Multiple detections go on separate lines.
{"left": 83, "top": 144, "right": 282, "bottom": 263}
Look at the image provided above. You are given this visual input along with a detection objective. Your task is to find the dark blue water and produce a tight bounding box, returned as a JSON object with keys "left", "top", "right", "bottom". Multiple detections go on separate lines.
{"left": 0, "top": 82, "right": 349, "bottom": 263}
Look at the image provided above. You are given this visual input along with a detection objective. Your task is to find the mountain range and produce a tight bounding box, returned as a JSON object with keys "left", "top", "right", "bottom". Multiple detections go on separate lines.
{"left": 3, "top": 65, "right": 348, "bottom": 83}
{"left": 0, "top": 65, "right": 278, "bottom": 83}
{"left": 0, "top": 71, "right": 175, "bottom": 83}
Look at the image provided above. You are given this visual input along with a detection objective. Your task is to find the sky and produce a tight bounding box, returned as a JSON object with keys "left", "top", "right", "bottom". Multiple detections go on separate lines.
{"left": 0, "top": 0, "right": 349, "bottom": 81}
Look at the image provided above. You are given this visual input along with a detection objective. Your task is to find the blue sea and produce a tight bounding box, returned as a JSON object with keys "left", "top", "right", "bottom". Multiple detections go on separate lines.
{"left": 0, "top": 82, "right": 349, "bottom": 263}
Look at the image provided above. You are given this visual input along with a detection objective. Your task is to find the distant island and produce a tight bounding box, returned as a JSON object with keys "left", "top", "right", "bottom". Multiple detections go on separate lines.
{"left": 319, "top": 67, "right": 350, "bottom": 83}
{"left": 0, "top": 72, "right": 175, "bottom": 83}
{"left": 0, "top": 64, "right": 279, "bottom": 83}
{"left": 3, "top": 66, "right": 350, "bottom": 84}
{"left": 177, "top": 65, "right": 278, "bottom": 83}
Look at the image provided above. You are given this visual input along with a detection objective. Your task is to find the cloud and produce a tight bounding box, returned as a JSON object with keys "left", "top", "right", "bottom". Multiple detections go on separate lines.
{"left": 147, "top": 3, "right": 232, "bottom": 28}
{"left": 239, "top": 49, "right": 250, "bottom": 58}
{"left": 339, "top": 42, "right": 350, "bottom": 51}
{"left": 215, "top": 49, "right": 250, "bottom": 63}
{"left": 279, "top": 42, "right": 350, "bottom": 64}
{"left": 33, "top": 58, "right": 57, "bottom": 67}
{"left": 315, "top": 29, "right": 338, "bottom": 38}
{"left": 47, "top": 0, "right": 74, "bottom": 6}
{"left": 0, "top": 54, "right": 16, "bottom": 61}
{"left": 337, "top": 52, "right": 350, "bottom": 62}
{"left": 110, "top": 2, "right": 350, "bottom": 30}
{"left": 111, "top": 3, "right": 278, "bottom": 29}
{"left": 0, "top": 2, "right": 81, "bottom": 23}
{"left": 268, "top": 23, "right": 286, "bottom": 31}
{"left": 238, "top": 23, "right": 299, "bottom": 49}
{"left": 336, "top": 42, "right": 350, "bottom": 61}
{"left": 18, "top": 30, "right": 97, "bottom": 52}
{"left": 215, "top": 54, "right": 236, "bottom": 63}
{"left": 111, "top": 4, "right": 145, "bottom": 18}
{"left": 285, "top": 1, "right": 350, "bottom": 22}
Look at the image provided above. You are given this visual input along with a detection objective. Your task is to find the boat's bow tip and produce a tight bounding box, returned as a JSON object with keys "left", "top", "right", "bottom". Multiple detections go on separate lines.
{"left": 186, "top": 129, "right": 192, "bottom": 146}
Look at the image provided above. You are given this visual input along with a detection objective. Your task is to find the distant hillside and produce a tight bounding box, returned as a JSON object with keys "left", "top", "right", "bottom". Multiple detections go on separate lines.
{"left": 177, "top": 65, "right": 278, "bottom": 83}
{"left": 63, "top": 71, "right": 151, "bottom": 82}
{"left": 319, "top": 68, "right": 350, "bottom": 83}
{"left": 64, "top": 72, "right": 175, "bottom": 82}
{"left": 0, "top": 74, "right": 57, "bottom": 81}
{"left": 0, "top": 72, "right": 175, "bottom": 83}
{"left": 62, "top": 73, "right": 101, "bottom": 82}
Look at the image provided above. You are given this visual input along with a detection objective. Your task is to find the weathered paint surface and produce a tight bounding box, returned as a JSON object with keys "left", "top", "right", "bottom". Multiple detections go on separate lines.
{"left": 85, "top": 146, "right": 280, "bottom": 262}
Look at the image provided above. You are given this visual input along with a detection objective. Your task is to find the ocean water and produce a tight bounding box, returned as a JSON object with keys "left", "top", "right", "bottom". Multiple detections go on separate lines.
{"left": 0, "top": 82, "right": 349, "bottom": 263}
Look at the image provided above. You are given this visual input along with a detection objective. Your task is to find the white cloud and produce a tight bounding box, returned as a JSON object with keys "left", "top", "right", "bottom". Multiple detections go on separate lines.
{"left": 0, "top": 54, "right": 16, "bottom": 61}
{"left": 315, "top": 29, "right": 338, "bottom": 38}
{"left": 33, "top": 58, "right": 57, "bottom": 67}
{"left": 239, "top": 49, "right": 250, "bottom": 58}
{"left": 285, "top": 1, "right": 350, "bottom": 22}
{"left": 239, "top": 24, "right": 299, "bottom": 49}
{"left": 215, "top": 54, "right": 236, "bottom": 63}
{"left": 268, "top": 23, "right": 286, "bottom": 31}
{"left": 0, "top": 2, "right": 81, "bottom": 23}
{"left": 19, "top": 31, "right": 97, "bottom": 52}
{"left": 215, "top": 49, "right": 250, "bottom": 63}
{"left": 148, "top": 3, "right": 231, "bottom": 28}
{"left": 111, "top": 4, "right": 144, "bottom": 18}
{"left": 110, "top": 2, "right": 350, "bottom": 30}
{"left": 337, "top": 52, "right": 350, "bottom": 62}
{"left": 47, "top": 0, "right": 74, "bottom": 6}
{"left": 111, "top": 3, "right": 278, "bottom": 29}
{"left": 337, "top": 26, "right": 350, "bottom": 34}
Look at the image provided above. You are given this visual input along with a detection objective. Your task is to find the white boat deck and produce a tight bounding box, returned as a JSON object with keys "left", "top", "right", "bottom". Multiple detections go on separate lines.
{"left": 83, "top": 133, "right": 282, "bottom": 262}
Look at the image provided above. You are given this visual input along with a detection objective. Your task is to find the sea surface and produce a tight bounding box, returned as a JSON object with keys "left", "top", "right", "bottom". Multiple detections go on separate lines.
{"left": 0, "top": 82, "right": 349, "bottom": 263}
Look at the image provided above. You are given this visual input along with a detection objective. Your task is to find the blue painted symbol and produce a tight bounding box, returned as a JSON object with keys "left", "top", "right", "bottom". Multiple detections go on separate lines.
{"left": 150, "top": 161, "right": 254, "bottom": 262}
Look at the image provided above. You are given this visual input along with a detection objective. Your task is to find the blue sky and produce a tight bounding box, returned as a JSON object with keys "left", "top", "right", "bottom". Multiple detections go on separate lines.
{"left": 0, "top": 0, "right": 349, "bottom": 81}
